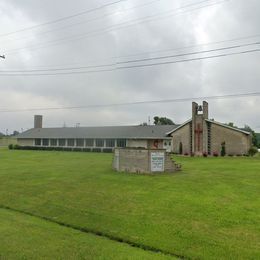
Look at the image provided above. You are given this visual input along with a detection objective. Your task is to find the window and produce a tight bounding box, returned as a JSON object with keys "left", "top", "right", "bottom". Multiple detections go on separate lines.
{"left": 50, "top": 139, "right": 57, "bottom": 146}
{"left": 67, "top": 139, "right": 75, "bottom": 146}
{"left": 117, "top": 139, "right": 126, "bottom": 148}
{"left": 42, "top": 139, "right": 49, "bottom": 146}
{"left": 106, "top": 139, "right": 115, "bottom": 147}
{"left": 35, "top": 139, "right": 41, "bottom": 146}
{"left": 85, "top": 139, "right": 94, "bottom": 147}
{"left": 58, "top": 139, "right": 66, "bottom": 146}
{"left": 96, "top": 139, "right": 104, "bottom": 147}
{"left": 76, "top": 139, "right": 84, "bottom": 147}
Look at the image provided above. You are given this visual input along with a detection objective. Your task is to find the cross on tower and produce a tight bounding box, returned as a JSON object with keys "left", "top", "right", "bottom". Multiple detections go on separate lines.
{"left": 195, "top": 123, "right": 203, "bottom": 152}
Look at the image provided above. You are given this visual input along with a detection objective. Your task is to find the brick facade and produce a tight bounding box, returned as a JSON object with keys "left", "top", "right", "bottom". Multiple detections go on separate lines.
{"left": 170, "top": 101, "right": 252, "bottom": 156}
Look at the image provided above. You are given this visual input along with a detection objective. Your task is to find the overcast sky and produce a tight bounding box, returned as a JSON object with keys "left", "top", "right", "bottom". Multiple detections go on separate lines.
{"left": 0, "top": 0, "right": 259, "bottom": 134}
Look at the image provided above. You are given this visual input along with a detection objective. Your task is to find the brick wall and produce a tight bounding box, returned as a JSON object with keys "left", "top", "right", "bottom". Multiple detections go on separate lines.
{"left": 210, "top": 123, "right": 251, "bottom": 155}
{"left": 171, "top": 123, "right": 191, "bottom": 154}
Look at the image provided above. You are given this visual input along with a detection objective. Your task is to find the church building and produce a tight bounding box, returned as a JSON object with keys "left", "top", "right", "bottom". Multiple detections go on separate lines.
{"left": 16, "top": 101, "right": 252, "bottom": 156}
{"left": 168, "top": 101, "right": 252, "bottom": 155}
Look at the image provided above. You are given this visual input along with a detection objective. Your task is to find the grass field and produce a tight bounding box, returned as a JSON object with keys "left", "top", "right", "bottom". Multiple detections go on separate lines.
{"left": 0, "top": 149, "right": 259, "bottom": 259}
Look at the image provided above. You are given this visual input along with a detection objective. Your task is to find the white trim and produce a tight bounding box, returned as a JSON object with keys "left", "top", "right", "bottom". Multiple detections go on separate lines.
{"left": 166, "top": 119, "right": 192, "bottom": 136}
{"left": 205, "top": 119, "right": 251, "bottom": 135}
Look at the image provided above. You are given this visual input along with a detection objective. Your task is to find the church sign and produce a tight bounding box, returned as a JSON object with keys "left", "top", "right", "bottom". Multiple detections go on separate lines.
{"left": 150, "top": 152, "right": 165, "bottom": 172}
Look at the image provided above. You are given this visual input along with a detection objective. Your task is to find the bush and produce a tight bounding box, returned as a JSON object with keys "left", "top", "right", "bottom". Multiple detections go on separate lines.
{"left": 103, "top": 148, "right": 113, "bottom": 153}
{"left": 13, "top": 144, "right": 20, "bottom": 150}
{"left": 213, "top": 152, "right": 219, "bottom": 157}
{"left": 73, "top": 148, "right": 83, "bottom": 152}
{"left": 221, "top": 142, "right": 226, "bottom": 157}
{"left": 203, "top": 152, "right": 208, "bottom": 157}
{"left": 83, "top": 148, "right": 91, "bottom": 152}
{"left": 8, "top": 144, "right": 13, "bottom": 149}
{"left": 248, "top": 146, "right": 258, "bottom": 157}
{"left": 92, "top": 148, "right": 101, "bottom": 153}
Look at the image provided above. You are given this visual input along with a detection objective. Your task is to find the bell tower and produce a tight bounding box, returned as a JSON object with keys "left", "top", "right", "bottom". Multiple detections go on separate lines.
{"left": 191, "top": 101, "right": 208, "bottom": 155}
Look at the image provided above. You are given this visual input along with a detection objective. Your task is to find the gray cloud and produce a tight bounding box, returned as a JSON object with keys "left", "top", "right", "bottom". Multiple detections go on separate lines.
{"left": 0, "top": 0, "right": 259, "bottom": 134}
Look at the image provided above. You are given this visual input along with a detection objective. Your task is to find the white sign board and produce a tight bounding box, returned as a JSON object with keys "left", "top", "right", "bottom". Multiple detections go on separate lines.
{"left": 151, "top": 152, "right": 165, "bottom": 172}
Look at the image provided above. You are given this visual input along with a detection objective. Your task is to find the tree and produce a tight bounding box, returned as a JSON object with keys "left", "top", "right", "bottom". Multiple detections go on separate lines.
{"left": 153, "top": 116, "right": 175, "bottom": 125}
{"left": 225, "top": 122, "right": 237, "bottom": 128}
{"left": 12, "top": 130, "right": 20, "bottom": 136}
{"left": 244, "top": 125, "right": 258, "bottom": 147}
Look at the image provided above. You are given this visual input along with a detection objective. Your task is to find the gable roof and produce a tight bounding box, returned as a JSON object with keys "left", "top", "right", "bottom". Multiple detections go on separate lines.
{"left": 17, "top": 125, "right": 179, "bottom": 140}
{"left": 166, "top": 119, "right": 192, "bottom": 136}
{"left": 166, "top": 119, "right": 251, "bottom": 136}
{"left": 205, "top": 119, "right": 251, "bottom": 135}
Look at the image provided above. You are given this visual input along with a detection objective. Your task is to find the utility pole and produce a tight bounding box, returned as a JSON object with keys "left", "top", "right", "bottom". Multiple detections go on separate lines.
{"left": 0, "top": 54, "right": 5, "bottom": 59}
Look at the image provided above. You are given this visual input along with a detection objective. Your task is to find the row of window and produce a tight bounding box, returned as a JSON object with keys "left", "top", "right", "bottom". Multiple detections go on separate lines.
{"left": 35, "top": 138, "right": 126, "bottom": 148}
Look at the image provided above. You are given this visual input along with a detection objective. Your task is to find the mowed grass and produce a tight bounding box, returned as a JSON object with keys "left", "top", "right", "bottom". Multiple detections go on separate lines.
{"left": 0, "top": 149, "right": 259, "bottom": 259}
{"left": 0, "top": 208, "right": 170, "bottom": 260}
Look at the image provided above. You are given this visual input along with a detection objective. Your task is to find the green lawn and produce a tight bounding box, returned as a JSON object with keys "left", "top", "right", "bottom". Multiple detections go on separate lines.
{"left": 0, "top": 208, "right": 170, "bottom": 259}
{"left": 0, "top": 149, "right": 259, "bottom": 259}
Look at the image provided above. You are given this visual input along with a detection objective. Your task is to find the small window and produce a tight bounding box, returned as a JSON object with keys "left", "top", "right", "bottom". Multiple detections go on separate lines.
{"left": 85, "top": 139, "right": 94, "bottom": 147}
{"left": 96, "top": 139, "right": 104, "bottom": 147}
{"left": 117, "top": 139, "right": 126, "bottom": 148}
{"left": 42, "top": 139, "right": 49, "bottom": 146}
{"left": 106, "top": 139, "right": 115, "bottom": 147}
{"left": 50, "top": 139, "right": 57, "bottom": 146}
{"left": 67, "top": 139, "right": 75, "bottom": 147}
{"left": 58, "top": 139, "right": 66, "bottom": 146}
{"left": 35, "top": 139, "right": 41, "bottom": 146}
{"left": 76, "top": 139, "right": 84, "bottom": 147}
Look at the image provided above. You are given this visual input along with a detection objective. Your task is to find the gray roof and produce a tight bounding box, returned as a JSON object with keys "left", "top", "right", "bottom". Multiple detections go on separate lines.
{"left": 166, "top": 118, "right": 251, "bottom": 136}
{"left": 17, "top": 125, "right": 179, "bottom": 139}
{"left": 205, "top": 119, "right": 251, "bottom": 135}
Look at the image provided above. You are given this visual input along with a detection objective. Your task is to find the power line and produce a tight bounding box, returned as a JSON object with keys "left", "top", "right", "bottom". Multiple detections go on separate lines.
{"left": 1, "top": 41, "right": 259, "bottom": 73}
{"left": 0, "top": 0, "right": 127, "bottom": 38}
{"left": 0, "top": 0, "right": 162, "bottom": 45}
{"left": 4, "top": 32, "right": 260, "bottom": 70}
{"left": 0, "top": 47, "right": 259, "bottom": 76}
{"left": 117, "top": 41, "right": 260, "bottom": 64}
{"left": 114, "top": 33, "right": 260, "bottom": 60}
{"left": 0, "top": 92, "right": 259, "bottom": 113}
{"left": 4, "top": 0, "right": 227, "bottom": 55}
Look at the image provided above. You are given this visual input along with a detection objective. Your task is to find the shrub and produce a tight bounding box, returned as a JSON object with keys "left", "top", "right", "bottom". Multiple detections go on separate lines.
{"left": 213, "top": 152, "right": 219, "bottom": 157}
{"left": 221, "top": 142, "right": 226, "bottom": 157}
{"left": 203, "top": 152, "right": 208, "bottom": 157}
{"left": 8, "top": 144, "right": 13, "bottom": 149}
{"left": 83, "top": 148, "right": 91, "bottom": 152}
{"left": 13, "top": 144, "right": 20, "bottom": 150}
{"left": 103, "top": 148, "right": 113, "bottom": 153}
{"left": 248, "top": 146, "right": 258, "bottom": 157}
{"left": 73, "top": 148, "right": 82, "bottom": 152}
{"left": 184, "top": 152, "right": 189, "bottom": 156}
